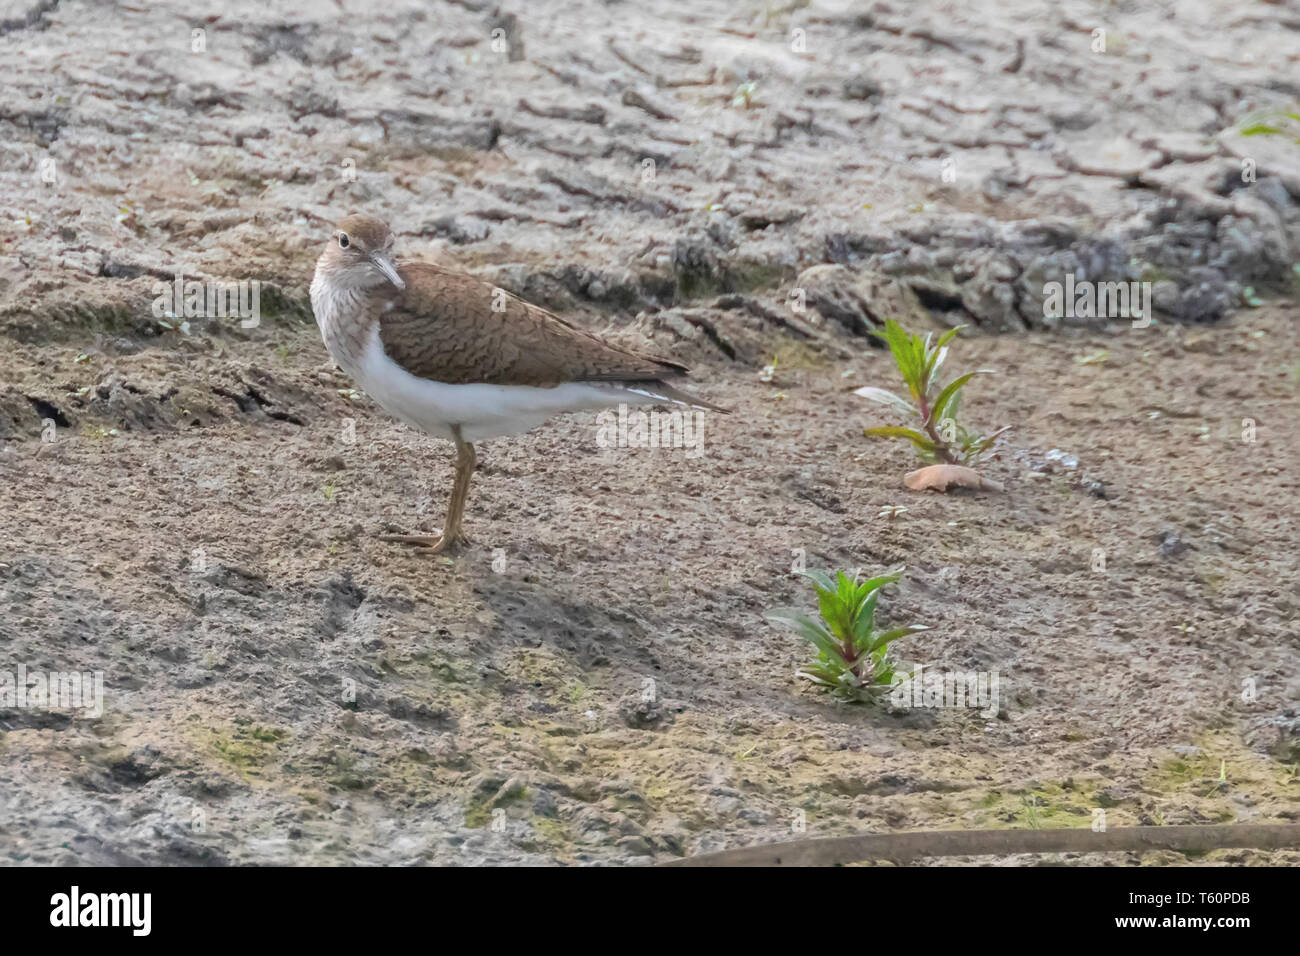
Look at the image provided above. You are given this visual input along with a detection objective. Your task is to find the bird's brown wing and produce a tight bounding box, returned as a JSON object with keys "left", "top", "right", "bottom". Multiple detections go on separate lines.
{"left": 375, "top": 261, "right": 687, "bottom": 387}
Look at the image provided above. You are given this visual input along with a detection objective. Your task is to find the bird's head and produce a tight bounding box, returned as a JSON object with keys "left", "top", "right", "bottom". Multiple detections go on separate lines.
{"left": 316, "top": 214, "right": 404, "bottom": 291}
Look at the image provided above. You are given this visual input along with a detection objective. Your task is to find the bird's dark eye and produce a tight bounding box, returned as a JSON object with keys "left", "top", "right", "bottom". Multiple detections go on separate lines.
{"left": 338, "top": 233, "right": 350, "bottom": 249}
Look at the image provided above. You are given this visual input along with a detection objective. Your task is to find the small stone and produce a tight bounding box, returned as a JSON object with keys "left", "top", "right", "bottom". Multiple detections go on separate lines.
{"left": 1156, "top": 530, "right": 1191, "bottom": 558}
{"left": 619, "top": 693, "right": 662, "bottom": 729}
{"left": 843, "top": 76, "right": 883, "bottom": 101}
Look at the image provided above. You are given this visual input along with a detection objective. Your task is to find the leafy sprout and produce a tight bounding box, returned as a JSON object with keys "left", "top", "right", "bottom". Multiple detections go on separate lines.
{"left": 1237, "top": 108, "right": 1300, "bottom": 140}
{"left": 768, "top": 568, "right": 927, "bottom": 703}
{"left": 858, "top": 318, "right": 1010, "bottom": 464}
{"left": 732, "top": 81, "right": 759, "bottom": 109}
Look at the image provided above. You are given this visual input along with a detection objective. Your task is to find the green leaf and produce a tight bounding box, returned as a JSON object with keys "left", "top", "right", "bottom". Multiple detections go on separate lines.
{"left": 853, "top": 386, "right": 918, "bottom": 416}
{"left": 863, "top": 425, "right": 938, "bottom": 453}
{"left": 957, "top": 424, "right": 1012, "bottom": 463}
{"left": 836, "top": 570, "right": 857, "bottom": 604}
{"left": 925, "top": 345, "right": 949, "bottom": 393}
{"left": 880, "top": 319, "right": 925, "bottom": 396}
{"left": 930, "top": 370, "right": 992, "bottom": 425}
{"left": 935, "top": 325, "right": 965, "bottom": 350}
{"left": 767, "top": 608, "right": 842, "bottom": 660}
{"left": 1240, "top": 123, "right": 1282, "bottom": 136}
{"left": 903, "top": 341, "right": 928, "bottom": 397}
{"left": 945, "top": 387, "right": 962, "bottom": 423}
{"left": 798, "top": 569, "right": 838, "bottom": 594}
{"left": 836, "top": 573, "right": 863, "bottom": 637}
{"left": 855, "top": 570, "right": 903, "bottom": 595}
{"left": 878, "top": 322, "right": 907, "bottom": 370}
{"left": 877, "top": 318, "right": 903, "bottom": 349}
{"left": 796, "top": 666, "right": 837, "bottom": 687}
{"left": 817, "top": 588, "right": 850, "bottom": 641}
{"left": 795, "top": 569, "right": 850, "bottom": 640}
{"left": 851, "top": 589, "right": 880, "bottom": 647}
{"left": 867, "top": 624, "right": 930, "bottom": 654}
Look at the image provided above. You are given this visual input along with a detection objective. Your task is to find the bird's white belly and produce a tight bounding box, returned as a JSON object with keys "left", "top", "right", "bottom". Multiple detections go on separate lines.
{"left": 352, "top": 328, "right": 645, "bottom": 443}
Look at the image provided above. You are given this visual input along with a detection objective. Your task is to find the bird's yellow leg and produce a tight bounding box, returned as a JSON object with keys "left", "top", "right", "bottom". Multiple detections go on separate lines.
{"left": 380, "top": 427, "right": 476, "bottom": 553}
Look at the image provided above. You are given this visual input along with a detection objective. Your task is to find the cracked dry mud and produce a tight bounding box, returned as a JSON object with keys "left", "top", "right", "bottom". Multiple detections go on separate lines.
{"left": 1, "top": 1, "right": 1298, "bottom": 865}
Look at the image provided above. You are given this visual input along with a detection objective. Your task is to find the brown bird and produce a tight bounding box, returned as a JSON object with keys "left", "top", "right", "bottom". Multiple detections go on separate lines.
{"left": 309, "top": 214, "right": 726, "bottom": 553}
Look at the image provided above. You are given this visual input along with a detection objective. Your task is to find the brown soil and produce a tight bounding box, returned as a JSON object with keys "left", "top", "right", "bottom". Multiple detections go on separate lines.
{"left": 2, "top": 303, "right": 1297, "bottom": 864}
{"left": 1, "top": 0, "right": 1298, "bottom": 865}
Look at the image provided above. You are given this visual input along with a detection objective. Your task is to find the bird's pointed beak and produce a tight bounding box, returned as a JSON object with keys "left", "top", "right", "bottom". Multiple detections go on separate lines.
{"left": 371, "top": 253, "right": 404, "bottom": 290}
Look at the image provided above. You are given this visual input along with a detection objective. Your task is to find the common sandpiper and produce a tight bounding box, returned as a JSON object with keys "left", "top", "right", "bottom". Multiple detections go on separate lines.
{"left": 309, "top": 214, "right": 726, "bottom": 553}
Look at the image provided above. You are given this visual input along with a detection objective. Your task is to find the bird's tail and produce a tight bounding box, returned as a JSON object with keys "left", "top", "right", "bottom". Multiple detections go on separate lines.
{"left": 622, "top": 380, "right": 731, "bottom": 413}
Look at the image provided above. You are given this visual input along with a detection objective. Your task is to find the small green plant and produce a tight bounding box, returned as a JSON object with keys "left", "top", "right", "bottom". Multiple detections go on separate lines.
{"left": 156, "top": 314, "right": 191, "bottom": 335}
{"left": 1204, "top": 759, "right": 1229, "bottom": 798}
{"left": 732, "top": 80, "right": 759, "bottom": 109}
{"left": 768, "top": 568, "right": 927, "bottom": 702}
{"left": 1237, "top": 107, "right": 1300, "bottom": 141}
{"left": 1240, "top": 286, "right": 1266, "bottom": 308}
{"left": 1020, "top": 792, "right": 1045, "bottom": 829}
{"left": 858, "top": 319, "right": 1009, "bottom": 464}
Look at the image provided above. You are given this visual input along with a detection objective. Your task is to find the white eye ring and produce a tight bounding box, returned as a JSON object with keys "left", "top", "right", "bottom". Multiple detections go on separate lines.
{"left": 338, "top": 233, "right": 350, "bottom": 249}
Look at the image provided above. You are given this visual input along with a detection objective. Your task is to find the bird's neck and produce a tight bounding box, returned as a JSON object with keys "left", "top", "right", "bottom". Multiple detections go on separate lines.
{"left": 310, "top": 265, "right": 376, "bottom": 373}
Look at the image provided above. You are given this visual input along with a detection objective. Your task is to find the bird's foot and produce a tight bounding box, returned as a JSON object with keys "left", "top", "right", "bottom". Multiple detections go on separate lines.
{"left": 378, "top": 530, "right": 471, "bottom": 554}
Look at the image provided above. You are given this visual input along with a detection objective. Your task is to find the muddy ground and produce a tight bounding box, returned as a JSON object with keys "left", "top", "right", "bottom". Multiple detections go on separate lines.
{"left": 1, "top": 1, "right": 1298, "bottom": 865}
